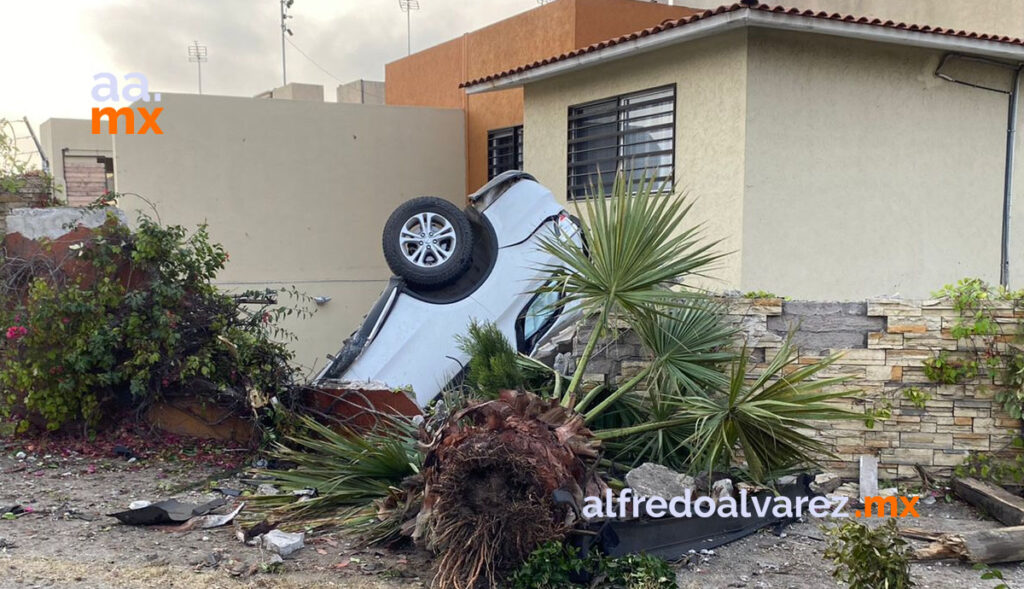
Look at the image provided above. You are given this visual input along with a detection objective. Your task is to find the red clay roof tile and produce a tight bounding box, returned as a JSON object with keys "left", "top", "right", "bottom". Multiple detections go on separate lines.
{"left": 461, "top": 2, "right": 1024, "bottom": 88}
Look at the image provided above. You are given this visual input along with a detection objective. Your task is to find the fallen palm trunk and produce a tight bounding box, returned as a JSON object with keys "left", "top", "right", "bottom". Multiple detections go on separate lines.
{"left": 414, "top": 390, "right": 603, "bottom": 589}
{"left": 912, "top": 525, "right": 1024, "bottom": 564}
{"left": 952, "top": 477, "right": 1024, "bottom": 527}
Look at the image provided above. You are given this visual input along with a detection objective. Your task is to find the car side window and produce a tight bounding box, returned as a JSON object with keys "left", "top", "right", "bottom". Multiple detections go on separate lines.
{"left": 523, "top": 290, "right": 560, "bottom": 342}
{"left": 515, "top": 282, "right": 564, "bottom": 353}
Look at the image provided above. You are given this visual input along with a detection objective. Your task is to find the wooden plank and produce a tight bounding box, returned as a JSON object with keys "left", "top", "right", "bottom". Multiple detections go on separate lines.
{"left": 953, "top": 477, "right": 1024, "bottom": 526}
{"left": 913, "top": 525, "right": 1024, "bottom": 564}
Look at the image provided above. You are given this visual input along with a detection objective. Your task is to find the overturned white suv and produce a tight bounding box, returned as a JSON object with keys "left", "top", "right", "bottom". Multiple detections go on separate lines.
{"left": 314, "top": 172, "right": 582, "bottom": 407}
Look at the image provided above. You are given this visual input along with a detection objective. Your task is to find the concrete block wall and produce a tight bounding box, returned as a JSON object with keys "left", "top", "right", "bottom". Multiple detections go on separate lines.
{"left": 577, "top": 297, "right": 1024, "bottom": 479}
{"left": 0, "top": 176, "right": 52, "bottom": 235}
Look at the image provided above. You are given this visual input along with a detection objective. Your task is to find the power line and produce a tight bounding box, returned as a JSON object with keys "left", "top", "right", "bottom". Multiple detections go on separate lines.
{"left": 285, "top": 37, "right": 344, "bottom": 84}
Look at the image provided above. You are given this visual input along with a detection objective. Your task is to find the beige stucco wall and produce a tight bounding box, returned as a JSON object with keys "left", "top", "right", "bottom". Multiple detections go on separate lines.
{"left": 678, "top": 0, "right": 1024, "bottom": 39}
{"left": 742, "top": 29, "right": 1022, "bottom": 299}
{"left": 39, "top": 118, "right": 113, "bottom": 200}
{"left": 523, "top": 31, "right": 749, "bottom": 288}
{"left": 113, "top": 94, "right": 465, "bottom": 372}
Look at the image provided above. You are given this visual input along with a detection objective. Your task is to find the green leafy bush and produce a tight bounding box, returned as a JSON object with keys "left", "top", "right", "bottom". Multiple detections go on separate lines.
{"left": 0, "top": 213, "right": 303, "bottom": 432}
{"left": 823, "top": 519, "right": 914, "bottom": 589}
{"left": 922, "top": 354, "right": 978, "bottom": 385}
{"left": 901, "top": 387, "right": 931, "bottom": 409}
{"left": 954, "top": 438, "right": 1024, "bottom": 485}
{"left": 928, "top": 278, "right": 1024, "bottom": 419}
{"left": 507, "top": 541, "right": 675, "bottom": 589}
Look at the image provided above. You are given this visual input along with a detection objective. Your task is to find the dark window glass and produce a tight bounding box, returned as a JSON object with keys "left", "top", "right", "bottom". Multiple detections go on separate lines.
{"left": 567, "top": 85, "right": 675, "bottom": 199}
{"left": 487, "top": 125, "right": 524, "bottom": 179}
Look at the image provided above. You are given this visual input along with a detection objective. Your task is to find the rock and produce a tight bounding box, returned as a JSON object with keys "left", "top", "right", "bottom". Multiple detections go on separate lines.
{"left": 262, "top": 529, "right": 305, "bottom": 557}
{"left": 625, "top": 463, "right": 695, "bottom": 497}
{"left": 14, "top": 452, "right": 25, "bottom": 460}
{"left": 878, "top": 487, "right": 898, "bottom": 497}
{"left": 776, "top": 475, "right": 798, "bottom": 486}
{"left": 711, "top": 479, "right": 734, "bottom": 500}
{"left": 256, "top": 484, "right": 280, "bottom": 496}
{"left": 553, "top": 352, "right": 575, "bottom": 375}
{"left": 811, "top": 472, "right": 842, "bottom": 495}
{"left": 834, "top": 482, "right": 859, "bottom": 499}
{"left": 128, "top": 500, "right": 152, "bottom": 510}
{"left": 737, "top": 482, "right": 767, "bottom": 495}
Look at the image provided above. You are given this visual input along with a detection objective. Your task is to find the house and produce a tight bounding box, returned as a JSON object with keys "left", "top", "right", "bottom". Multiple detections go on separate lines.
{"left": 384, "top": 0, "right": 701, "bottom": 193}
{"left": 456, "top": 1, "right": 1024, "bottom": 300}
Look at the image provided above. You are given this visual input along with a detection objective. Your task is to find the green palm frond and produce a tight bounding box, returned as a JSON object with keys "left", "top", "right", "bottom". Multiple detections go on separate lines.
{"left": 534, "top": 171, "right": 726, "bottom": 403}
{"left": 598, "top": 388, "right": 696, "bottom": 471}
{"left": 536, "top": 173, "right": 723, "bottom": 318}
{"left": 635, "top": 301, "right": 737, "bottom": 394}
{"left": 249, "top": 414, "right": 420, "bottom": 523}
{"left": 679, "top": 335, "right": 862, "bottom": 482}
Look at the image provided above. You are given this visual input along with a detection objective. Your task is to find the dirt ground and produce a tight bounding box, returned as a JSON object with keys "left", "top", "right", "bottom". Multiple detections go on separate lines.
{"left": 0, "top": 447, "right": 1022, "bottom": 589}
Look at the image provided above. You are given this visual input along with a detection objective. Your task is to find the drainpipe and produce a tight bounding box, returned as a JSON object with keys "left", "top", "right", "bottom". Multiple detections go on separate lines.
{"left": 1001, "top": 67, "right": 1021, "bottom": 287}
{"left": 935, "top": 54, "right": 1023, "bottom": 287}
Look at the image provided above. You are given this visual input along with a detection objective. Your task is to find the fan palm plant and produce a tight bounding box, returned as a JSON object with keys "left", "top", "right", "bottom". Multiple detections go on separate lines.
{"left": 535, "top": 173, "right": 725, "bottom": 408}
{"left": 597, "top": 336, "right": 863, "bottom": 482}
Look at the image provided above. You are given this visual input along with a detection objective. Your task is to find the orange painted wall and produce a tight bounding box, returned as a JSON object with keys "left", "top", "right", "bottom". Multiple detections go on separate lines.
{"left": 385, "top": 36, "right": 467, "bottom": 109}
{"left": 385, "top": 0, "right": 698, "bottom": 193}
{"left": 576, "top": 0, "right": 699, "bottom": 46}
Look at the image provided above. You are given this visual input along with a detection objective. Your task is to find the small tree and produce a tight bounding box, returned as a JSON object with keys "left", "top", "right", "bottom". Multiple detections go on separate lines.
{"left": 824, "top": 520, "right": 914, "bottom": 589}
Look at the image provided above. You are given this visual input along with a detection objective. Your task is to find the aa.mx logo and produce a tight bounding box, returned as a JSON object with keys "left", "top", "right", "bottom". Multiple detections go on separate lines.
{"left": 91, "top": 73, "right": 163, "bottom": 135}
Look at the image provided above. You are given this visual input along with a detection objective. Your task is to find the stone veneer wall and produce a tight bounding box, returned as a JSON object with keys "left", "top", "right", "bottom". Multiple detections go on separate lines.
{"left": 576, "top": 297, "right": 1024, "bottom": 479}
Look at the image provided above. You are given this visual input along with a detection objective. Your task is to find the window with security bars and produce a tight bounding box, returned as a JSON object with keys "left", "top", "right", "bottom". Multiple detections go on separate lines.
{"left": 487, "top": 125, "right": 524, "bottom": 179}
{"left": 567, "top": 85, "right": 675, "bottom": 199}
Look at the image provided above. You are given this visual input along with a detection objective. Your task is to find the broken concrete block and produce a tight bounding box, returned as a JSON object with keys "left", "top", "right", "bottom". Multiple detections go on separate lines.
{"left": 859, "top": 455, "right": 879, "bottom": 501}
{"left": 711, "top": 479, "right": 734, "bottom": 500}
{"left": 262, "top": 529, "right": 305, "bottom": 557}
{"left": 811, "top": 472, "right": 842, "bottom": 495}
{"left": 834, "top": 482, "right": 860, "bottom": 499}
{"left": 624, "top": 463, "right": 695, "bottom": 498}
{"left": 775, "top": 475, "right": 798, "bottom": 486}
{"left": 256, "top": 484, "right": 280, "bottom": 496}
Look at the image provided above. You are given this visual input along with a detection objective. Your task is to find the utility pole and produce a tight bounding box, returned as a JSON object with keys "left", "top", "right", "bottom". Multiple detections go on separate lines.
{"left": 187, "top": 41, "right": 207, "bottom": 94}
{"left": 281, "top": 0, "right": 294, "bottom": 85}
{"left": 398, "top": 0, "right": 419, "bottom": 56}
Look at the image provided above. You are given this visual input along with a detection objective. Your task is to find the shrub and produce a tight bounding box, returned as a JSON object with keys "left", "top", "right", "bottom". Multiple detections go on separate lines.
{"left": 823, "top": 519, "right": 914, "bottom": 589}
{"left": 508, "top": 541, "right": 675, "bottom": 589}
{"left": 0, "top": 213, "right": 303, "bottom": 432}
{"left": 457, "top": 320, "right": 525, "bottom": 398}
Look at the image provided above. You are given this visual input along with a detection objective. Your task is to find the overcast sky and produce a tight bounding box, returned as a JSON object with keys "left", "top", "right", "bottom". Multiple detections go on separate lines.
{"left": 1, "top": 0, "right": 533, "bottom": 158}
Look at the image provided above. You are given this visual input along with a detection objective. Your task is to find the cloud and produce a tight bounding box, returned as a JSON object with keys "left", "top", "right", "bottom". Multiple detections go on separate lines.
{"left": 84, "top": 0, "right": 531, "bottom": 97}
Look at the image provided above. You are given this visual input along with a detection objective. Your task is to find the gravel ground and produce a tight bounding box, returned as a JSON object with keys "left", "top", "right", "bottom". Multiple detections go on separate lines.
{"left": 678, "top": 500, "right": 1024, "bottom": 588}
{"left": 1, "top": 446, "right": 1022, "bottom": 588}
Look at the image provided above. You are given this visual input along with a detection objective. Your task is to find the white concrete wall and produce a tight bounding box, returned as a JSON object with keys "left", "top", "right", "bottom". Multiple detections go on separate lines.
{"left": 742, "top": 29, "right": 1022, "bottom": 299}
{"left": 39, "top": 118, "right": 113, "bottom": 200}
{"left": 524, "top": 31, "right": 749, "bottom": 288}
{"left": 113, "top": 94, "right": 465, "bottom": 372}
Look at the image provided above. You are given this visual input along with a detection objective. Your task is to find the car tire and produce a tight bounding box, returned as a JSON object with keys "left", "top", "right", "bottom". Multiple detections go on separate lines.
{"left": 382, "top": 197, "right": 474, "bottom": 288}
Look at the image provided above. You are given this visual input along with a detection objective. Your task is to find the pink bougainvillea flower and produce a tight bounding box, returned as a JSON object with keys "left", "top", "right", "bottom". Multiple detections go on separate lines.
{"left": 6, "top": 326, "right": 28, "bottom": 340}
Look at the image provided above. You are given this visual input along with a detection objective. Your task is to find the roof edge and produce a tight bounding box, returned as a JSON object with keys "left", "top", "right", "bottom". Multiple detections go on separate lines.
{"left": 465, "top": 7, "right": 1024, "bottom": 94}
